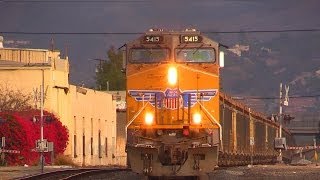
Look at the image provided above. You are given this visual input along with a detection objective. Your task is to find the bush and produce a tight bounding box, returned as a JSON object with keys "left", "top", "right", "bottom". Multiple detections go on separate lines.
{"left": 54, "top": 154, "right": 77, "bottom": 166}
{"left": 0, "top": 110, "right": 69, "bottom": 165}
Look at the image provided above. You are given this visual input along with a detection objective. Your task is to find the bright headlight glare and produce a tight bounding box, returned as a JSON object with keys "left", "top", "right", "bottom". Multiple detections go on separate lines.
{"left": 168, "top": 66, "right": 177, "bottom": 85}
{"left": 193, "top": 113, "right": 202, "bottom": 124}
{"left": 145, "top": 112, "right": 154, "bottom": 125}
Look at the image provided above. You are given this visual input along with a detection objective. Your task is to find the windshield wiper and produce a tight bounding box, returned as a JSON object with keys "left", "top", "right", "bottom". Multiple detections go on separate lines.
{"left": 141, "top": 45, "right": 153, "bottom": 56}
{"left": 177, "top": 44, "right": 188, "bottom": 55}
{"left": 193, "top": 43, "right": 204, "bottom": 55}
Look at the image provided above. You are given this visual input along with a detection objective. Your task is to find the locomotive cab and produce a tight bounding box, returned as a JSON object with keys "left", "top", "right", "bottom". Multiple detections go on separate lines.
{"left": 124, "top": 29, "right": 223, "bottom": 177}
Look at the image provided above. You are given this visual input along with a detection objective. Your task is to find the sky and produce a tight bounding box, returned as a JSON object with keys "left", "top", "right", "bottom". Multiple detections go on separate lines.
{"left": 0, "top": 0, "right": 320, "bottom": 88}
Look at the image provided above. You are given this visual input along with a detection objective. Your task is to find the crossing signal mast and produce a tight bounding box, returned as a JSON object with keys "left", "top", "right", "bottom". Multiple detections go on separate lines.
{"left": 276, "top": 83, "right": 290, "bottom": 162}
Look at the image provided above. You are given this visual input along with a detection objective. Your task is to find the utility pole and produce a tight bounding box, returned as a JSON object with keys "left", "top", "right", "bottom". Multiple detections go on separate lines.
{"left": 40, "top": 69, "right": 44, "bottom": 173}
{"left": 89, "top": 58, "right": 108, "bottom": 73}
{"left": 278, "top": 83, "right": 283, "bottom": 162}
{"left": 278, "top": 83, "right": 289, "bottom": 163}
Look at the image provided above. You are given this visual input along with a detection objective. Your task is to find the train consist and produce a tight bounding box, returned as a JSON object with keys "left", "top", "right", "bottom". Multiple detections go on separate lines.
{"left": 123, "top": 29, "right": 292, "bottom": 178}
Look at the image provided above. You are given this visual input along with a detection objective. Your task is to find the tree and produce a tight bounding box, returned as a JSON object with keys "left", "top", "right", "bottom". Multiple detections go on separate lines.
{"left": 0, "top": 84, "right": 32, "bottom": 112}
{"left": 95, "top": 46, "right": 125, "bottom": 91}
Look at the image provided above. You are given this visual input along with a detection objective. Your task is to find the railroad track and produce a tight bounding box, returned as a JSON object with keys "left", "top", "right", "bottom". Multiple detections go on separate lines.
{"left": 16, "top": 167, "right": 130, "bottom": 180}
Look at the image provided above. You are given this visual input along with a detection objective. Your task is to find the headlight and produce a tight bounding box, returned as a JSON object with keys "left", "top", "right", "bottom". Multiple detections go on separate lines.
{"left": 145, "top": 112, "right": 154, "bottom": 125}
{"left": 168, "top": 66, "right": 177, "bottom": 85}
{"left": 192, "top": 113, "right": 202, "bottom": 124}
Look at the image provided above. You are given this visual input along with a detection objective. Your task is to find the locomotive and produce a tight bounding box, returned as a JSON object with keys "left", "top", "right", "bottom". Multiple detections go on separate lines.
{"left": 123, "top": 29, "right": 291, "bottom": 179}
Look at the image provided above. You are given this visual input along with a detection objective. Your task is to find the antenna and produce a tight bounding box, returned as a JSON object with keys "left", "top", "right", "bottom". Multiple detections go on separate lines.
{"left": 65, "top": 43, "right": 69, "bottom": 59}
{"left": 50, "top": 38, "right": 54, "bottom": 51}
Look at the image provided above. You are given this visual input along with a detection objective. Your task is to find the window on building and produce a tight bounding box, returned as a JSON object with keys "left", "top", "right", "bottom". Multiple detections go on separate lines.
{"left": 91, "top": 118, "right": 93, "bottom": 156}
{"left": 74, "top": 116, "right": 77, "bottom": 158}
{"left": 112, "top": 137, "right": 115, "bottom": 158}
{"left": 82, "top": 134, "right": 85, "bottom": 157}
{"left": 98, "top": 130, "right": 102, "bottom": 158}
{"left": 105, "top": 137, "right": 108, "bottom": 157}
{"left": 91, "top": 137, "right": 93, "bottom": 156}
{"left": 74, "top": 135, "right": 77, "bottom": 158}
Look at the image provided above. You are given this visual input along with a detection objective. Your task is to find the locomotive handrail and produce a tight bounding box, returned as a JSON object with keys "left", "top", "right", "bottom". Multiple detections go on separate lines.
{"left": 125, "top": 102, "right": 149, "bottom": 140}
{"left": 197, "top": 100, "right": 223, "bottom": 151}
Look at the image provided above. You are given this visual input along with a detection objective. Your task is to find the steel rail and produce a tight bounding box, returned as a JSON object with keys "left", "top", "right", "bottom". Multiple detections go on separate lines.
{"left": 15, "top": 168, "right": 102, "bottom": 180}
{"left": 60, "top": 168, "right": 130, "bottom": 180}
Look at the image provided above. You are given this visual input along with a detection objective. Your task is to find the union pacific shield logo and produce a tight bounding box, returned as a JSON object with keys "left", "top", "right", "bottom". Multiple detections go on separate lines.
{"left": 164, "top": 89, "right": 179, "bottom": 109}
{"left": 128, "top": 89, "right": 217, "bottom": 109}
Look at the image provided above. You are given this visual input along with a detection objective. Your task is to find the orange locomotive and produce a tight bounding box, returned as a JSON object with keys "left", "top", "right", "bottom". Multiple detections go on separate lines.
{"left": 124, "top": 29, "right": 224, "bottom": 177}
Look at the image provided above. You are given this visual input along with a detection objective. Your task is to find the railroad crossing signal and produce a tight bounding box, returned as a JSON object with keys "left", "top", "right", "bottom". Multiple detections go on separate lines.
{"left": 283, "top": 85, "right": 289, "bottom": 106}
{"left": 287, "top": 146, "right": 320, "bottom": 150}
{"left": 36, "top": 139, "right": 49, "bottom": 152}
{"left": 274, "top": 137, "right": 287, "bottom": 150}
{"left": 0, "top": 149, "right": 20, "bottom": 154}
{"left": 0, "top": 137, "right": 20, "bottom": 154}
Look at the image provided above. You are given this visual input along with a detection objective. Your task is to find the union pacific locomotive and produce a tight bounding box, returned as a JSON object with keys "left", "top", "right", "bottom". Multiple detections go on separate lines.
{"left": 123, "top": 29, "right": 291, "bottom": 179}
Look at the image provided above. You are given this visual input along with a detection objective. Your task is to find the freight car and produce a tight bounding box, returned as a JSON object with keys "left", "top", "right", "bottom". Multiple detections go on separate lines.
{"left": 219, "top": 92, "right": 292, "bottom": 166}
{"left": 122, "top": 29, "right": 292, "bottom": 179}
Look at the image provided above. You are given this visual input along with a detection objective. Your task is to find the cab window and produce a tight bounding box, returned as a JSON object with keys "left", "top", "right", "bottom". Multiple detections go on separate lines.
{"left": 130, "top": 48, "right": 169, "bottom": 63}
{"left": 175, "top": 48, "right": 216, "bottom": 63}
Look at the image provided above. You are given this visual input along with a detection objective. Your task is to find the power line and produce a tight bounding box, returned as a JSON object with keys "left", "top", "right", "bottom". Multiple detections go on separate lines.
{"left": 0, "top": 31, "right": 143, "bottom": 35}
{"left": 1, "top": 28, "right": 320, "bottom": 35}
{"left": 233, "top": 94, "right": 320, "bottom": 100}
{"left": 204, "top": 28, "right": 320, "bottom": 34}
{"left": 0, "top": 0, "right": 147, "bottom": 3}
{"left": 290, "top": 94, "right": 320, "bottom": 99}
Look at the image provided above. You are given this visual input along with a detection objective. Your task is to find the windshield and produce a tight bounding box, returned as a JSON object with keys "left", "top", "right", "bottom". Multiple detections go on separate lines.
{"left": 175, "top": 48, "right": 216, "bottom": 63}
{"left": 131, "top": 48, "right": 169, "bottom": 63}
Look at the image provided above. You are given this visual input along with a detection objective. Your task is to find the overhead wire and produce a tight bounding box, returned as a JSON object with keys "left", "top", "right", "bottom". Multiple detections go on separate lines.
{"left": 232, "top": 94, "right": 320, "bottom": 100}
{"left": 0, "top": 6, "right": 318, "bottom": 101}
{"left": 0, "top": 28, "right": 319, "bottom": 101}
{"left": 0, "top": 0, "right": 148, "bottom": 3}
{"left": 1, "top": 28, "right": 320, "bottom": 35}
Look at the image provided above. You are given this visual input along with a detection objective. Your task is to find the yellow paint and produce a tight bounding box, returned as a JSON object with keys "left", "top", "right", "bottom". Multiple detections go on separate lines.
{"left": 127, "top": 64, "right": 220, "bottom": 129}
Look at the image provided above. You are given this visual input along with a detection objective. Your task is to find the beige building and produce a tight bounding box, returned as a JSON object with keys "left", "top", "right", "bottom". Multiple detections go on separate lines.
{"left": 70, "top": 86, "right": 117, "bottom": 165}
{"left": 0, "top": 37, "right": 121, "bottom": 166}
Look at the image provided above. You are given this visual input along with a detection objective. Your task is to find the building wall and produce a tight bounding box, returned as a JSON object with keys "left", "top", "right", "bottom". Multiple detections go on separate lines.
{"left": 0, "top": 47, "right": 121, "bottom": 166}
{"left": 108, "top": 91, "right": 127, "bottom": 165}
{"left": 116, "top": 111, "right": 127, "bottom": 166}
{"left": 70, "top": 85, "right": 117, "bottom": 166}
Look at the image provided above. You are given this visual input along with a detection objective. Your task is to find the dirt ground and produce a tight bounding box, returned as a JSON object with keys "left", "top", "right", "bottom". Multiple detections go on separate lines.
{"left": 209, "top": 164, "right": 320, "bottom": 180}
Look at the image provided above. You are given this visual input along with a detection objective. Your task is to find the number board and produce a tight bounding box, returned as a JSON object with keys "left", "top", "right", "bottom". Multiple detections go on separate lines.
{"left": 143, "top": 35, "right": 163, "bottom": 43}
{"left": 181, "top": 35, "right": 202, "bottom": 43}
